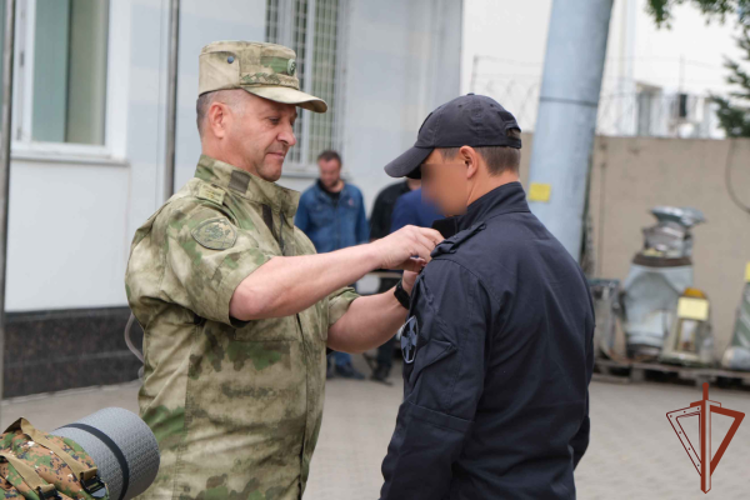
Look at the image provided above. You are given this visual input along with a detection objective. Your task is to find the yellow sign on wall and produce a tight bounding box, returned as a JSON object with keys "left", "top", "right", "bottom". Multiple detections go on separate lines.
{"left": 677, "top": 297, "right": 709, "bottom": 321}
{"left": 745, "top": 262, "right": 750, "bottom": 283}
{"left": 528, "top": 183, "right": 551, "bottom": 202}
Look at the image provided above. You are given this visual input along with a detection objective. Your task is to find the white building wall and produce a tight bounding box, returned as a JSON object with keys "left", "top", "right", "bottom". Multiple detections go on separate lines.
{"left": 6, "top": 160, "right": 130, "bottom": 310}
{"left": 4, "top": 0, "right": 462, "bottom": 312}
{"left": 5, "top": 0, "right": 162, "bottom": 312}
{"left": 173, "top": 0, "right": 267, "bottom": 191}
{"left": 324, "top": 0, "right": 463, "bottom": 213}
{"left": 125, "top": 0, "right": 171, "bottom": 274}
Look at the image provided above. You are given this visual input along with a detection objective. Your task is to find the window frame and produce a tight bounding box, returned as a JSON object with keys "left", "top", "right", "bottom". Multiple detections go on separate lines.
{"left": 9, "top": 0, "right": 127, "bottom": 163}
{"left": 265, "top": 0, "right": 348, "bottom": 176}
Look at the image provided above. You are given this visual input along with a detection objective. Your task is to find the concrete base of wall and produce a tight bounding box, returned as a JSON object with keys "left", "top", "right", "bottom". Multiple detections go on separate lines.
{"left": 4, "top": 307, "right": 142, "bottom": 398}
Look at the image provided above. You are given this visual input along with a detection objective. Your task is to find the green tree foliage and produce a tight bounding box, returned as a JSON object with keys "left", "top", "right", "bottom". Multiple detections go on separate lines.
{"left": 646, "top": 0, "right": 749, "bottom": 27}
{"left": 713, "top": 28, "right": 750, "bottom": 137}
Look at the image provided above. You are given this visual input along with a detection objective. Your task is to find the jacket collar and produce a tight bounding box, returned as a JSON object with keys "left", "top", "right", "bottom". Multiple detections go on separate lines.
{"left": 432, "top": 181, "right": 529, "bottom": 238}
{"left": 194, "top": 154, "right": 300, "bottom": 218}
{"left": 457, "top": 181, "right": 529, "bottom": 231}
{"left": 314, "top": 179, "right": 350, "bottom": 203}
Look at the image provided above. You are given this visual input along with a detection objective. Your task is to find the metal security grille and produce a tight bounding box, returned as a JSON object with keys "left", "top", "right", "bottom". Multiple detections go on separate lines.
{"left": 469, "top": 55, "right": 725, "bottom": 139}
{"left": 265, "top": 0, "right": 280, "bottom": 43}
{"left": 290, "top": 0, "right": 308, "bottom": 164}
{"left": 309, "top": 0, "right": 338, "bottom": 162}
{"left": 265, "top": 0, "right": 346, "bottom": 170}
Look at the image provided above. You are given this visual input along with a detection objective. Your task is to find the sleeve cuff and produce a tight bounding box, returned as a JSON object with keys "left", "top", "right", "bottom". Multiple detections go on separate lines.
{"left": 328, "top": 287, "right": 360, "bottom": 327}
{"left": 215, "top": 252, "right": 272, "bottom": 327}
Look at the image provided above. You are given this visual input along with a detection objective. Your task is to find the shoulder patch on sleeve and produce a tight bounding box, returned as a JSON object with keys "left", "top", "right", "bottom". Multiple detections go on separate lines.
{"left": 399, "top": 315, "right": 419, "bottom": 364}
{"left": 191, "top": 217, "right": 237, "bottom": 250}
{"left": 197, "top": 184, "right": 226, "bottom": 205}
{"left": 431, "top": 221, "right": 487, "bottom": 258}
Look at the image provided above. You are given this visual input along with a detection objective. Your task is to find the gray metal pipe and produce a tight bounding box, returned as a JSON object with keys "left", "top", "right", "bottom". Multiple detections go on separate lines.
{"left": 125, "top": 0, "right": 181, "bottom": 374}
{"left": 527, "top": 0, "right": 614, "bottom": 260}
{"left": 164, "top": 0, "right": 180, "bottom": 201}
{"left": 0, "top": 0, "right": 16, "bottom": 408}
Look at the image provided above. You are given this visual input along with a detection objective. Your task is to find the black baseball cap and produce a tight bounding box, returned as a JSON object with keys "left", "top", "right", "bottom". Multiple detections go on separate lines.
{"left": 384, "top": 93, "right": 522, "bottom": 179}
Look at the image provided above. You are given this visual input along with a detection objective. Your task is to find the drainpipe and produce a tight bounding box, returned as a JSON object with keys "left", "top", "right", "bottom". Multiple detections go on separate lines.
{"left": 527, "top": 0, "right": 614, "bottom": 260}
{"left": 0, "top": 0, "right": 16, "bottom": 408}
{"left": 164, "top": 0, "right": 180, "bottom": 201}
{"left": 125, "top": 0, "right": 181, "bottom": 370}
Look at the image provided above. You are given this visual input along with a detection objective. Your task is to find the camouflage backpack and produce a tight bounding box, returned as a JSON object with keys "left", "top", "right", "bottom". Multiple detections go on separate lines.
{"left": 0, "top": 418, "right": 108, "bottom": 500}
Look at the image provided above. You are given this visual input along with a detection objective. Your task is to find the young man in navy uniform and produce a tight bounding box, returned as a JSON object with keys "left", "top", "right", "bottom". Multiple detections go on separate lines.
{"left": 379, "top": 94, "right": 595, "bottom": 499}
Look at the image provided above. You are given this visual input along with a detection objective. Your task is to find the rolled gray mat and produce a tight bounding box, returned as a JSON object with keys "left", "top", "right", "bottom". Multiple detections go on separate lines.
{"left": 52, "top": 407, "right": 160, "bottom": 500}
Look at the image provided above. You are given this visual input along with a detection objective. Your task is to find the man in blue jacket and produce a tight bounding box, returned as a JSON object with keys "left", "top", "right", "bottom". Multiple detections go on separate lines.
{"left": 296, "top": 150, "right": 369, "bottom": 379}
{"left": 390, "top": 187, "right": 442, "bottom": 233}
{"left": 379, "top": 94, "right": 595, "bottom": 499}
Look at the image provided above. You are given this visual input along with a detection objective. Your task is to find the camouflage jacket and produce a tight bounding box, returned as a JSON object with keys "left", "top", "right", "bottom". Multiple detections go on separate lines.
{"left": 125, "top": 155, "right": 359, "bottom": 500}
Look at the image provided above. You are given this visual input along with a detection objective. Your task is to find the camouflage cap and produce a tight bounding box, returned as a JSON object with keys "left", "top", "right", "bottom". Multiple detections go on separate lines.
{"left": 199, "top": 40, "right": 327, "bottom": 113}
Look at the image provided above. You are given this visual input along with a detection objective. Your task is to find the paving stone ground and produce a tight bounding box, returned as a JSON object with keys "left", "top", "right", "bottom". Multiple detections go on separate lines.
{"left": 3, "top": 357, "right": 748, "bottom": 499}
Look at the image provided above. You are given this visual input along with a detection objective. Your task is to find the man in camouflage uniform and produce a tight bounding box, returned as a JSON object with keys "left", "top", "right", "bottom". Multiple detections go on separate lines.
{"left": 125, "top": 41, "right": 442, "bottom": 500}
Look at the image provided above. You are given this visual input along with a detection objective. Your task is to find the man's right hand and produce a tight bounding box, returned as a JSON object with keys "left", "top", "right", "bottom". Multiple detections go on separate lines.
{"left": 370, "top": 225, "right": 444, "bottom": 272}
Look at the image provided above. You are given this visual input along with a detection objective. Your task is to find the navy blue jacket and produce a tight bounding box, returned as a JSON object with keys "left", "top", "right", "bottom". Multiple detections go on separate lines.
{"left": 295, "top": 181, "right": 369, "bottom": 253}
{"left": 390, "top": 188, "right": 443, "bottom": 232}
{"left": 380, "top": 181, "right": 594, "bottom": 500}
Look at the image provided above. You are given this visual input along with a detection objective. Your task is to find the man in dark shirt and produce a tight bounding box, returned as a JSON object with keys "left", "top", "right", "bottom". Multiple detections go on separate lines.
{"left": 369, "top": 184, "right": 443, "bottom": 384}
{"left": 369, "top": 179, "right": 418, "bottom": 241}
{"left": 367, "top": 178, "right": 420, "bottom": 384}
{"left": 378, "top": 94, "right": 595, "bottom": 499}
{"left": 370, "top": 187, "right": 441, "bottom": 384}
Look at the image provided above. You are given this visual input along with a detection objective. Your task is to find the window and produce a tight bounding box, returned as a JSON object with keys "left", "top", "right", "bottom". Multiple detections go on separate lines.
{"left": 12, "top": 0, "right": 110, "bottom": 149}
{"left": 265, "top": 0, "right": 346, "bottom": 170}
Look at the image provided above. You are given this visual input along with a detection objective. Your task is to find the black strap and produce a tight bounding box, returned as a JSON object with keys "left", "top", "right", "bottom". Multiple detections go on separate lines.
{"left": 262, "top": 204, "right": 277, "bottom": 240}
{"left": 394, "top": 280, "right": 411, "bottom": 309}
{"left": 58, "top": 423, "right": 129, "bottom": 500}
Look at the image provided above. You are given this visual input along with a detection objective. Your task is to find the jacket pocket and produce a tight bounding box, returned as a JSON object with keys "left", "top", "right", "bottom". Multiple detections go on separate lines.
{"left": 232, "top": 315, "right": 300, "bottom": 342}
